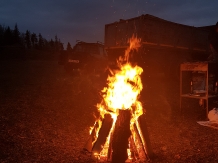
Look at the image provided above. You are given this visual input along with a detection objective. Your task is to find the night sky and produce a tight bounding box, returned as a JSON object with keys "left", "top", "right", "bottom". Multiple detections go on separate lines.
{"left": 1, "top": 0, "right": 218, "bottom": 48}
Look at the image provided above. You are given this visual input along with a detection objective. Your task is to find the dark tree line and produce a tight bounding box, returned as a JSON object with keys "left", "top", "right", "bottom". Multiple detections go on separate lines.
{"left": 0, "top": 23, "right": 64, "bottom": 52}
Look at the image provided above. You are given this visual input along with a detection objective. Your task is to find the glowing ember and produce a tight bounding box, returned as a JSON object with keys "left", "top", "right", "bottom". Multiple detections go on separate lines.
{"left": 89, "top": 35, "right": 147, "bottom": 162}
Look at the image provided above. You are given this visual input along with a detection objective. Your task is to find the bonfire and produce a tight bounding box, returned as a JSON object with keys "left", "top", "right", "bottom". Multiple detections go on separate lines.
{"left": 84, "top": 35, "right": 153, "bottom": 163}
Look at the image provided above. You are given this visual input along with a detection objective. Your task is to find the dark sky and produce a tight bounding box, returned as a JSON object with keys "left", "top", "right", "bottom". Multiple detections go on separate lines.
{"left": 1, "top": 0, "right": 218, "bottom": 48}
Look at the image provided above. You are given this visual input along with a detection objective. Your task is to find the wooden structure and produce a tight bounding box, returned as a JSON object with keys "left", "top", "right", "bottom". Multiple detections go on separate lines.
{"left": 105, "top": 14, "right": 209, "bottom": 51}
{"left": 84, "top": 111, "right": 153, "bottom": 162}
{"left": 180, "top": 62, "right": 218, "bottom": 118}
{"left": 104, "top": 14, "right": 211, "bottom": 80}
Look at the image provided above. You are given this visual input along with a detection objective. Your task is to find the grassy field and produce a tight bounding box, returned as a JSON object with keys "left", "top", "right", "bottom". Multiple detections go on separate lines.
{"left": 0, "top": 60, "right": 218, "bottom": 162}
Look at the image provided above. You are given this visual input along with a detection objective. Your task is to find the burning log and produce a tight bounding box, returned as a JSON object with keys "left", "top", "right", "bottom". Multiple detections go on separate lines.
{"left": 128, "top": 135, "right": 139, "bottom": 161}
{"left": 111, "top": 110, "right": 131, "bottom": 163}
{"left": 84, "top": 121, "right": 99, "bottom": 152}
{"left": 92, "top": 114, "right": 113, "bottom": 158}
{"left": 131, "top": 123, "right": 148, "bottom": 161}
{"left": 137, "top": 113, "right": 154, "bottom": 159}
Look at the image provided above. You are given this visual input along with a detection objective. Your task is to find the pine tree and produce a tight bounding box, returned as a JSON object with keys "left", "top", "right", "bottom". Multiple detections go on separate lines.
{"left": 67, "top": 42, "right": 73, "bottom": 52}
{"left": 58, "top": 38, "right": 64, "bottom": 51}
{"left": 13, "top": 23, "right": 20, "bottom": 44}
{"left": 31, "top": 33, "right": 37, "bottom": 48}
{"left": 38, "top": 33, "right": 44, "bottom": 49}
{"left": 43, "top": 38, "right": 49, "bottom": 50}
{"left": 4, "top": 26, "right": 13, "bottom": 45}
{"left": 0, "top": 25, "right": 4, "bottom": 45}
{"left": 54, "top": 35, "right": 59, "bottom": 51}
{"left": 49, "top": 38, "right": 54, "bottom": 48}
{"left": 25, "top": 30, "right": 31, "bottom": 48}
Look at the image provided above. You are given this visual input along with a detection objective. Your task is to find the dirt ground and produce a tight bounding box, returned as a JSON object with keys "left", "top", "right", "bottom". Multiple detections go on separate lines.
{"left": 0, "top": 60, "right": 218, "bottom": 163}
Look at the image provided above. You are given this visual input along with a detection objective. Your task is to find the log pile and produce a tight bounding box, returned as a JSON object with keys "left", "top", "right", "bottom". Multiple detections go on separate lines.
{"left": 84, "top": 111, "right": 153, "bottom": 163}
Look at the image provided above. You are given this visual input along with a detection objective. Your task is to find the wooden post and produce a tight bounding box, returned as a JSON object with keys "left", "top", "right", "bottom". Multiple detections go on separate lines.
{"left": 84, "top": 121, "right": 99, "bottom": 152}
{"left": 132, "top": 123, "right": 148, "bottom": 161}
{"left": 111, "top": 110, "right": 131, "bottom": 163}
{"left": 138, "top": 113, "right": 154, "bottom": 159}
{"left": 92, "top": 114, "right": 113, "bottom": 158}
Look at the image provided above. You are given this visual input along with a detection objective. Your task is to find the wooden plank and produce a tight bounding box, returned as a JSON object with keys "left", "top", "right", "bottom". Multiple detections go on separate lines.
{"left": 83, "top": 121, "right": 99, "bottom": 152}
{"left": 111, "top": 110, "right": 131, "bottom": 163}
{"left": 91, "top": 114, "right": 113, "bottom": 158}
{"left": 180, "top": 62, "right": 208, "bottom": 71}
{"left": 138, "top": 113, "right": 154, "bottom": 159}
{"left": 131, "top": 123, "right": 148, "bottom": 161}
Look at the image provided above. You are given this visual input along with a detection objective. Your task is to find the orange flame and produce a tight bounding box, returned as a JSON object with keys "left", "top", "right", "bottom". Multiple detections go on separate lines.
{"left": 99, "top": 35, "right": 142, "bottom": 113}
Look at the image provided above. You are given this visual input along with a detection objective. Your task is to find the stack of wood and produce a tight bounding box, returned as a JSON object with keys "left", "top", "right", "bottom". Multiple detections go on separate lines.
{"left": 84, "top": 110, "right": 154, "bottom": 163}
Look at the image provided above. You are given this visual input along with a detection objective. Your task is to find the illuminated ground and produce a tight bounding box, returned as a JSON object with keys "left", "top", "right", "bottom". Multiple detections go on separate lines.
{"left": 0, "top": 60, "right": 218, "bottom": 162}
